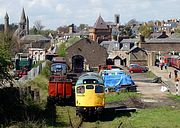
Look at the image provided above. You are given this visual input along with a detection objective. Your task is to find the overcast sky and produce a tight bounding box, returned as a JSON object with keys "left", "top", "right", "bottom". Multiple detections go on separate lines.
{"left": 0, "top": 0, "right": 180, "bottom": 30}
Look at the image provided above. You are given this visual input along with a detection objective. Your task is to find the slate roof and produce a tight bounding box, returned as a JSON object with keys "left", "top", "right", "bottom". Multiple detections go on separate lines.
{"left": 93, "top": 15, "right": 108, "bottom": 29}
{"left": 150, "top": 32, "right": 162, "bottom": 39}
{"left": 169, "top": 33, "right": 180, "bottom": 39}
{"left": 120, "top": 39, "right": 139, "bottom": 43}
{"left": 100, "top": 41, "right": 119, "bottom": 52}
{"left": 127, "top": 46, "right": 147, "bottom": 54}
{"left": 146, "top": 38, "right": 180, "bottom": 43}
{"left": 21, "top": 35, "right": 50, "bottom": 42}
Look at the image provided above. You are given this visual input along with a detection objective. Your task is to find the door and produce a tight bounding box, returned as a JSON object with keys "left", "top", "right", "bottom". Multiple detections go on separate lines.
{"left": 72, "top": 55, "right": 84, "bottom": 73}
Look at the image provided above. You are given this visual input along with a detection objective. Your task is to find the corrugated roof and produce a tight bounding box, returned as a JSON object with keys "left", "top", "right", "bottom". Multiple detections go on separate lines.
{"left": 93, "top": 15, "right": 108, "bottom": 29}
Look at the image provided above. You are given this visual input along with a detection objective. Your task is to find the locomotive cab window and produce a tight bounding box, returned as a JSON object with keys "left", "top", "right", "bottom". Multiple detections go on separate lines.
{"left": 86, "top": 85, "right": 94, "bottom": 89}
{"left": 95, "top": 85, "right": 104, "bottom": 93}
{"left": 77, "top": 86, "right": 85, "bottom": 93}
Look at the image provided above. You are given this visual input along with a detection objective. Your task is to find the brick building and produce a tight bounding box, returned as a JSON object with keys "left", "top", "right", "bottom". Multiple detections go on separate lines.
{"left": 65, "top": 38, "right": 108, "bottom": 72}
{"left": 89, "top": 15, "right": 111, "bottom": 43}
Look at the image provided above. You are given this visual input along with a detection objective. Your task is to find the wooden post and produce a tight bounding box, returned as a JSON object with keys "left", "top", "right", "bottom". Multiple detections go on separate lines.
{"left": 34, "top": 88, "right": 40, "bottom": 102}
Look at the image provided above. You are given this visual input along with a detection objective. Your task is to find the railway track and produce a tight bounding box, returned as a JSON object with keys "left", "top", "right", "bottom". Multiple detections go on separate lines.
{"left": 56, "top": 106, "right": 83, "bottom": 128}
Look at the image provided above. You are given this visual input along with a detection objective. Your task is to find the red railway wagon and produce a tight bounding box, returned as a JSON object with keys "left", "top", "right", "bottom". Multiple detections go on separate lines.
{"left": 170, "top": 55, "right": 180, "bottom": 69}
{"left": 48, "top": 76, "right": 73, "bottom": 105}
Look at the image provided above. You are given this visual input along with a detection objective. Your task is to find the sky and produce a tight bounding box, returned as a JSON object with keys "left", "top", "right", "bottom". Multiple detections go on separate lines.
{"left": 0, "top": 0, "right": 180, "bottom": 30}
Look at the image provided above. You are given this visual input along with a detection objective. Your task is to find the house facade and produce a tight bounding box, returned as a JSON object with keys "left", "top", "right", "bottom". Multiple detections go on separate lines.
{"left": 127, "top": 46, "right": 148, "bottom": 66}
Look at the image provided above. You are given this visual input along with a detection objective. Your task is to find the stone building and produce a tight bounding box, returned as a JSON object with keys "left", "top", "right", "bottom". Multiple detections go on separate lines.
{"left": 4, "top": 12, "right": 9, "bottom": 34}
{"left": 135, "top": 33, "right": 180, "bottom": 66}
{"left": 89, "top": 15, "right": 111, "bottom": 43}
{"left": 126, "top": 46, "right": 148, "bottom": 66}
{"left": 13, "top": 8, "right": 29, "bottom": 39}
{"left": 65, "top": 38, "right": 108, "bottom": 72}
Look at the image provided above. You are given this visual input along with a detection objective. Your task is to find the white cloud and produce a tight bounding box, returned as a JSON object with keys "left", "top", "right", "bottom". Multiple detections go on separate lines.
{"left": 55, "top": 3, "right": 72, "bottom": 15}
{"left": 0, "top": 0, "right": 180, "bottom": 29}
{"left": 56, "top": 4, "right": 65, "bottom": 12}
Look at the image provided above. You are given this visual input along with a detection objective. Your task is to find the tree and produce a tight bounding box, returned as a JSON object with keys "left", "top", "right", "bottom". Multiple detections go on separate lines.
{"left": 174, "top": 28, "right": 180, "bottom": 33}
{"left": 139, "top": 24, "right": 153, "bottom": 38}
{"left": 33, "top": 20, "right": 45, "bottom": 34}
{"left": 78, "top": 24, "right": 89, "bottom": 31}
{"left": 0, "top": 33, "right": 12, "bottom": 86}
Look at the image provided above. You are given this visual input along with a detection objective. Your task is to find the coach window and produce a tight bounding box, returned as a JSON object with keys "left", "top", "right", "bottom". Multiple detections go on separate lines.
{"left": 77, "top": 86, "right": 85, "bottom": 93}
{"left": 95, "top": 85, "right": 104, "bottom": 93}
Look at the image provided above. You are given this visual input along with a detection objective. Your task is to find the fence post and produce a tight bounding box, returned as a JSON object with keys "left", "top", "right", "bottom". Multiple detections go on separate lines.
{"left": 176, "top": 81, "right": 179, "bottom": 95}
{"left": 34, "top": 88, "right": 40, "bottom": 102}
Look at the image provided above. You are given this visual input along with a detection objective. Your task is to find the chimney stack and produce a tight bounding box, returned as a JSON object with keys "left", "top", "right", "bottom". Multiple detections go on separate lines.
{"left": 140, "top": 35, "right": 145, "bottom": 42}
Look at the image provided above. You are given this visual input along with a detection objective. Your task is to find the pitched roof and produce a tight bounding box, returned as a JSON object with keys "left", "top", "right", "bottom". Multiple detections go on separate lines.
{"left": 169, "top": 33, "right": 180, "bottom": 39}
{"left": 120, "top": 39, "right": 139, "bottom": 43}
{"left": 127, "top": 46, "right": 147, "bottom": 54}
{"left": 20, "top": 35, "right": 50, "bottom": 42}
{"left": 93, "top": 15, "right": 108, "bottom": 29}
{"left": 100, "top": 41, "right": 119, "bottom": 52}
{"left": 146, "top": 38, "right": 180, "bottom": 43}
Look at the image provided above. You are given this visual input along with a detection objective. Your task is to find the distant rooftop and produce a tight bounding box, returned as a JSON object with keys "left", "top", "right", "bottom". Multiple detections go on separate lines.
{"left": 93, "top": 15, "right": 108, "bottom": 29}
{"left": 120, "top": 39, "right": 139, "bottom": 43}
{"left": 146, "top": 38, "right": 180, "bottom": 43}
{"left": 21, "top": 35, "right": 50, "bottom": 42}
{"left": 169, "top": 33, "right": 180, "bottom": 39}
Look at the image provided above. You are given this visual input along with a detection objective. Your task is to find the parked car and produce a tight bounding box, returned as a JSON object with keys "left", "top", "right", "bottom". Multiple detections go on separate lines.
{"left": 129, "top": 64, "right": 148, "bottom": 73}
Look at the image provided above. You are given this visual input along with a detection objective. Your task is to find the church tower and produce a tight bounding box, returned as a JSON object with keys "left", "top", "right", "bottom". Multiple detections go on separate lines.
{"left": 19, "top": 8, "right": 26, "bottom": 30}
{"left": 26, "top": 16, "right": 29, "bottom": 35}
{"left": 4, "top": 12, "right": 9, "bottom": 34}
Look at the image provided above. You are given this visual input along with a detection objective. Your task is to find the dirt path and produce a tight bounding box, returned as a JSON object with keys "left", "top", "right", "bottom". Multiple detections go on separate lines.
{"left": 136, "top": 81, "right": 167, "bottom": 99}
{"left": 135, "top": 78, "right": 180, "bottom": 108}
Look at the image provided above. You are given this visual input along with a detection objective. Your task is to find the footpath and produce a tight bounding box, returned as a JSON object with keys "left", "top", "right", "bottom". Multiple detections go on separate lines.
{"left": 149, "top": 66, "right": 180, "bottom": 95}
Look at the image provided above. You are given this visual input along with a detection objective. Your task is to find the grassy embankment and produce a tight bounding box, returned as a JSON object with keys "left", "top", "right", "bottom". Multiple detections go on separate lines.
{"left": 6, "top": 61, "right": 51, "bottom": 128}
{"left": 81, "top": 93, "right": 180, "bottom": 128}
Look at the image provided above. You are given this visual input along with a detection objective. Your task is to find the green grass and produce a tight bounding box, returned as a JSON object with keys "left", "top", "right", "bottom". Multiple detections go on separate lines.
{"left": 144, "top": 71, "right": 156, "bottom": 78}
{"left": 26, "top": 75, "right": 48, "bottom": 100}
{"left": 80, "top": 107, "right": 180, "bottom": 128}
{"left": 168, "top": 94, "right": 180, "bottom": 101}
{"left": 105, "top": 92, "right": 141, "bottom": 103}
{"left": 25, "top": 62, "right": 50, "bottom": 100}
{"left": 129, "top": 107, "right": 180, "bottom": 128}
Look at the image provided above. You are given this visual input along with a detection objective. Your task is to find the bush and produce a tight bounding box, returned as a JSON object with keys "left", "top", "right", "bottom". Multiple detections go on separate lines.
{"left": 40, "top": 61, "right": 51, "bottom": 78}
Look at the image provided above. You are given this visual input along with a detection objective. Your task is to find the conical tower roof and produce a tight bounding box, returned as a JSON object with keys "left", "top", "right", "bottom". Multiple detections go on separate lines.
{"left": 4, "top": 12, "right": 9, "bottom": 19}
{"left": 20, "top": 8, "right": 26, "bottom": 23}
{"left": 93, "top": 15, "right": 108, "bottom": 29}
